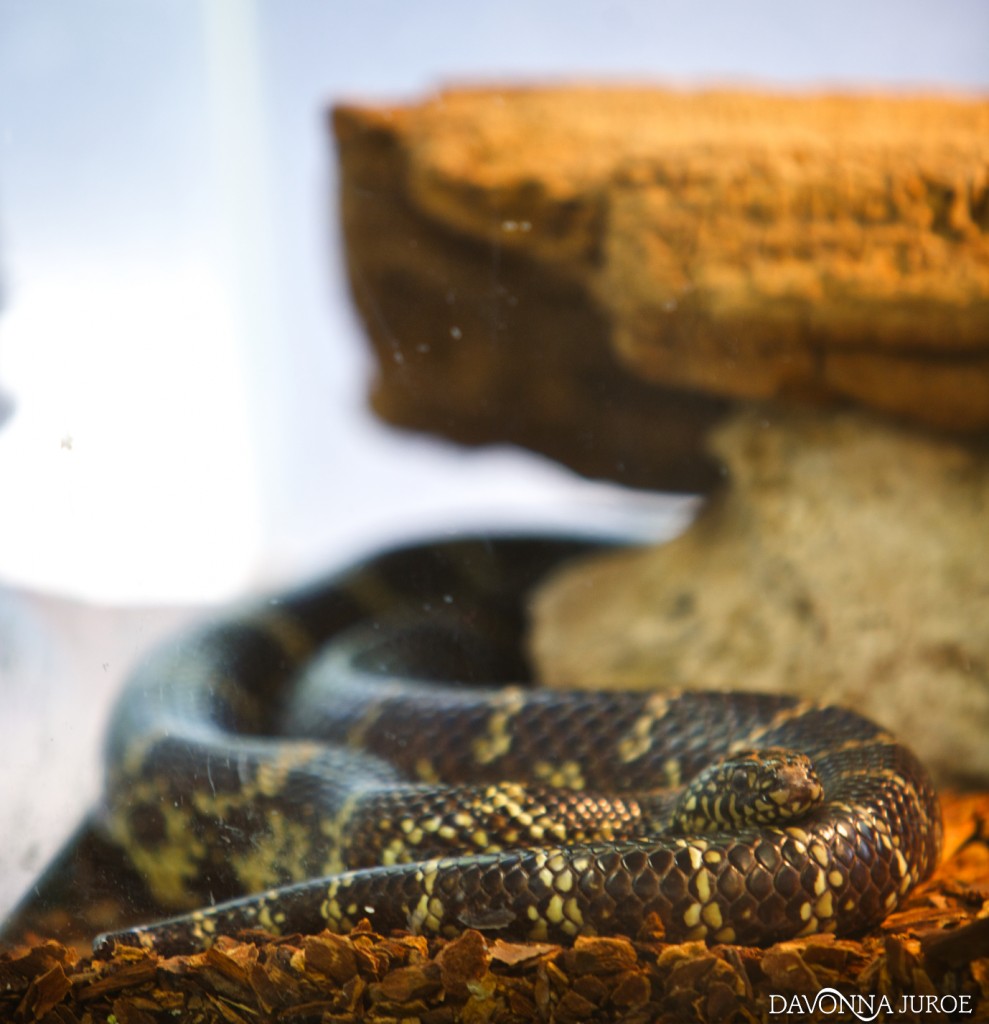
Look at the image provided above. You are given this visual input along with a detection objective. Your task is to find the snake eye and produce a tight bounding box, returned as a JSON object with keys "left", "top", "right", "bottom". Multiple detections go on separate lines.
{"left": 731, "top": 773, "right": 750, "bottom": 792}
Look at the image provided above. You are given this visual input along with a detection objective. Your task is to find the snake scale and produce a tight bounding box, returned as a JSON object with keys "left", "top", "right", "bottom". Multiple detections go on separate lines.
{"left": 95, "top": 536, "right": 942, "bottom": 957}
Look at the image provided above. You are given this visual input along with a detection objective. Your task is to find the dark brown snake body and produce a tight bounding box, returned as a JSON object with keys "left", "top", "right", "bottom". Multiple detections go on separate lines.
{"left": 95, "top": 536, "right": 942, "bottom": 956}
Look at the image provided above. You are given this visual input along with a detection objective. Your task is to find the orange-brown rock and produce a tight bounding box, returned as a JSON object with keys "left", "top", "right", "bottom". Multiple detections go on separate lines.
{"left": 332, "top": 89, "right": 735, "bottom": 492}
{"left": 332, "top": 86, "right": 989, "bottom": 474}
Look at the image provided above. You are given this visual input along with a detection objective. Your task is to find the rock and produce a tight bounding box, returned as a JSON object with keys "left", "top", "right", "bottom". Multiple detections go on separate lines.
{"left": 333, "top": 86, "right": 989, "bottom": 484}
{"left": 530, "top": 406, "right": 989, "bottom": 786}
{"left": 332, "top": 91, "right": 730, "bottom": 492}
{"left": 599, "top": 92, "right": 989, "bottom": 429}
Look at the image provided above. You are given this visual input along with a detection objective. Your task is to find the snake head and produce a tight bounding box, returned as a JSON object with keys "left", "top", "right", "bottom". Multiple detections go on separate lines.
{"left": 672, "top": 747, "right": 824, "bottom": 834}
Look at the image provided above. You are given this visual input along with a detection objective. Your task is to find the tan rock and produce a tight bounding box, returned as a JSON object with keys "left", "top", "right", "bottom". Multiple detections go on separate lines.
{"left": 333, "top": 86, "right": 989, "bottom": 457}
{"left": 530, "top": 406, "right": 989, "bottom": 786}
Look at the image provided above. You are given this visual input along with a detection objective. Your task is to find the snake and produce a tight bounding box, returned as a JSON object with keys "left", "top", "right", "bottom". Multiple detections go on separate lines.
{"left": 94, "top": 535, "right": 942, "bottom": 957}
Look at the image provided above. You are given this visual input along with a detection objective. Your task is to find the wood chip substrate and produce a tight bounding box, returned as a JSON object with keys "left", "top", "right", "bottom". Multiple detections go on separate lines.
{"left": 3, "top": 793, "right": 987, "bottom": 1023}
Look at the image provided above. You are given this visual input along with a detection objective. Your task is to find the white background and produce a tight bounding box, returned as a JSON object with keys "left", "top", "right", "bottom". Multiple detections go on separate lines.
{"left": 1, "top": 0, "right": 986, "bottom": 922}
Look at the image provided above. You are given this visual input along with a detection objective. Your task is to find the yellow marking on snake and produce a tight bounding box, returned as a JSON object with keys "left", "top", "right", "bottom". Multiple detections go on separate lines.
{"left": 893, "top": 850, "right": 910, "bottom": 884}
{"left": 664, "top": 758, "right": 682, "bottom": 787}
{"left": 564, "top": 897, "right": 583, "bottom": 926}
{"left": 256, "top": 902, "right": 276, "bottom": 931}
{"left": 729, "top": 701, "right": 815, "bottom": 750}
{"left": 320, "top": 789, "right": 362, "bottom": 869}
{"left": 694, "top": 870, "right": 713, "bottom": 903}
{"left": 554, "top": 869, "right": 574, "bottom": 893}
{"left": 616, "top": 694, "right": 674, "bottom": 763}
{"left": 407, "top": 860, "right": 443, "bottom": 932}
{"left": 225, "top": 811, "right": 315, "bottom": 894}
{"left": 702, "top": 902, "right": 723, "bottom": 930}
{"left": 547, "top": 894, "right": 565, "bottom": 924}
{"left": 194, "top": 913, "right": 216, "bottom": 935}
{"left": 557, "top": 761, "right": 586, "bottom": 789}
{"left": 415, "top": 758, "right": 440, "bottom": 782}
{"left": 382, "top": 837, "right": 408, "bottom": 865}
{"left": 471, "top": 688, "right": 526, "bottom": 764}
{"left": 109, "top": 777, "right": 208, "bottom": 908}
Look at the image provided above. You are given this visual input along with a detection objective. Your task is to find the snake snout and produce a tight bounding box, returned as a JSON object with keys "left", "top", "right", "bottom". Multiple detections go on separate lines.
{"left": 768, "top": 755, "right": 825, "bottom": 812}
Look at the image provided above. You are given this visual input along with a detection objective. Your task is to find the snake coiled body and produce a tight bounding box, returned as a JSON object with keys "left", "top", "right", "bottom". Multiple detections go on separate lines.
{"left": 97, "top": 536, "right": 942, "bottom": 956}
